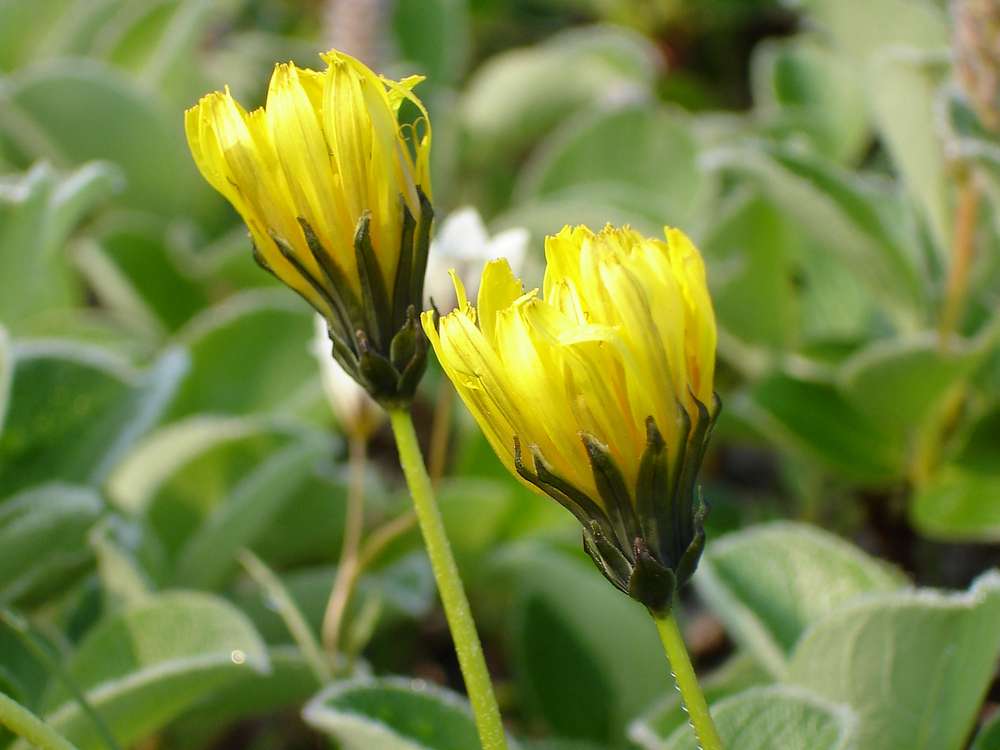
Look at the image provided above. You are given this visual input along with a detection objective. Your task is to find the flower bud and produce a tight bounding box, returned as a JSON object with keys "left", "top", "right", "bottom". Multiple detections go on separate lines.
{"left": 186, "top": 50, "right": 433, "bottom": 405}
{"left": 423, "top": 224, "right": 718, "bottom": 613}
{"left": 311, "top": 315, "right": 384, "bottom": 439}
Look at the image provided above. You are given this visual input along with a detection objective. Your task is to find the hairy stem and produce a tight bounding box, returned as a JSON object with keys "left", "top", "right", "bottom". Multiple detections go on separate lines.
{"left": 388, "top": 407, "right": 507, "bottom": 750}
{"left": 652, "top": 611, "right": 724, "bottom": 750}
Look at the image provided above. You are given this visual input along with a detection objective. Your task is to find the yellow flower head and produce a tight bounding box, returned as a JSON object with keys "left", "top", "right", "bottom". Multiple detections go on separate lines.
{"left": 423, "top": 224, "right": 719, "bottom": 612}
{"left": 186, "top": 50, "right": 434, "bottom": 404}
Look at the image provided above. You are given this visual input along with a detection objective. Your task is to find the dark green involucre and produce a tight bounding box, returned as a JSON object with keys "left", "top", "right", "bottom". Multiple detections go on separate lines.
{"left": 515, "top": 394, "right": 720, "bottom": 614}
{"left": 254, "top": 189, "right": 433, "bottom": 407}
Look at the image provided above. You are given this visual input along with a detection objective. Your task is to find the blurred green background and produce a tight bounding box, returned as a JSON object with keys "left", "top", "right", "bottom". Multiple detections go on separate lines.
{"left": 2, "top": 0, "right": 1000, "bottom": 748}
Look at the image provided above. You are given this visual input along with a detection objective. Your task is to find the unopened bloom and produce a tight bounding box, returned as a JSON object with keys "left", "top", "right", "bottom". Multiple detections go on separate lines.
{"left": 425, "top": 207, "right": 530, "bottom": 310}
{"left": 311, "top": 315, "right": 384, "bottom": 439}
{"left": 423, "top": 225, "right": 718, "bottom": 613}
{"left": 185, "top": 50, "right": 433, "bottom": 405}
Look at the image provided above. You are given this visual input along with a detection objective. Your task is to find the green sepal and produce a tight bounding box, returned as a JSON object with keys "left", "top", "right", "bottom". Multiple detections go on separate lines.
{"left": 667, "top": 400, "right": 693, "bottom": 557}
{"left": 393, "top": 307, "right": 428, "bottom": 402}
{"left": 268, "top": 230, "right": 347, "bottom": 336}
{"left": 353, "top": 212, "right": 393, "bottom": 351}
{"left": 391, "top": 198, "right": 418, "bottom": 333}
{"left": 530, "top": 444, "right": 615, "bottom": 541}
{"left": 583, "top": 521, "right": 632, "bottom": 594}
{"left": 514, "top": 438, "right": 608, "bottom": 536}
{"left": 251, "top": 239, "right": 273, "bottom": 274}
{"left": 515, "top": 394, "right": 720, "bottom": 613}
{"left": 635, "top": 416, "right": 669, "bottom": 560}
{"left": 409, "top": 187, "right": 434, "bottom": 306}
{"left": 628, "top": 537, "right": 677, "bottom": 615}
{"left": 263, "top": 196, "right": 435, "bottom": 408}
{"left": 675, "top": 398, "right": 712, "bottom": 540}
{"left": 582, "top": 432, "right": 641, "bottom": 553}
{"left": 674, "top": 488, "right": 709, "bottom": 585}
{"left": 297, "top": 219, "right": 364, "bottom": 341}
{"left": 673, "top": 527, "right": 706, "bottom": 590}
{"left": 356, "top": 331, "right": 399, "bottom": 397}
{"left": 389, "top": 306, "right": 419, "bottom": 372}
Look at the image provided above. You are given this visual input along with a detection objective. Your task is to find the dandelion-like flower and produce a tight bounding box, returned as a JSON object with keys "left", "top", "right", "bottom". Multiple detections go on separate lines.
{"left": 423, "top": 224, "right": 719, "bottom": 613}
{"left": 186, "top": 50, "right": 433, "bottom": 405}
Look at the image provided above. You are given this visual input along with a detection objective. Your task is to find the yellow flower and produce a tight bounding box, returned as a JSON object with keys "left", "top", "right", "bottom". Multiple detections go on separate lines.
{"left": 185, "top": 50, "right": 433, "bottom": 404}
{"left": 423, "top": 224, "right": 718, "bottom": 612}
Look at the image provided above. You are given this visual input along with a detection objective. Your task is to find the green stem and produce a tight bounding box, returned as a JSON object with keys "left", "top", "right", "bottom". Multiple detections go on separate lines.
{"left": 237, "top": 550, "right": 331, "bottom": 684}
{"left": 0, "top": 691, "right": 78, "bottom": 750}
{"left": 1, "top": 610, "right": 121, "bottom": 750}
{"left": 652, "top": 611, "right": 724, "bottom": 750}
{"left": 388, "top": 408, "right": 507, "bottom": 750}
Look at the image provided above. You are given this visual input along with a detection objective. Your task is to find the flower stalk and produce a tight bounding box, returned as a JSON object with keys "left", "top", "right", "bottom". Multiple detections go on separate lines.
{"left": 388, "top": 407, "right": 508, "bottom": 750}
{"left": 653, "top": 612, "right": 724, "bottom": 750}
{"left": 0, "top": 692, "right": 78, "bottom": 750}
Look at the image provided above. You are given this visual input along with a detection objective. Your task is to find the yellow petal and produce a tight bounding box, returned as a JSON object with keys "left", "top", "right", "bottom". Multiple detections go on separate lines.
{"left": 477, "top": 259, "right": 524, "bottom": 347}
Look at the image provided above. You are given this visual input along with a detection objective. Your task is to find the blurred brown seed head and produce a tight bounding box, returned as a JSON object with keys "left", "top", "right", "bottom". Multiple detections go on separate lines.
{"left": 953, "top": 0, "right": 1000, "bottom": 132}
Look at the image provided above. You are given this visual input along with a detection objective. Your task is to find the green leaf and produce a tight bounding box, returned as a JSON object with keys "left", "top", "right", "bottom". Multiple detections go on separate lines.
{"left": 15, "top": 591, "right": 268, "bottom": 750}
{"left": 392, "top": 0, "right": 469, "bottom": 85}
{"left": 705, "top": 142, "right": 924, "bottom": 318}
{"left": 628, "top": 654, "right": 770, "bottom": 750}
{"left": 303, "top": 677, "right": 507, "bottom": 750}
{"left": 751, "top": 37, "right": 869, "bottom": 163}
{"left": 518, "top": 104, "right": 706, "bottom": 228}
{"left": 910, "top": 466, "right": 1000, "bottom": 541}
{"left": 95, "top": 0, "right": 236, "bottom": 83}
{"left": 0, "top": 324, "right": 10, "bottom": 436}
{"left": 88, "top": 515, "right": 165, "bottom": 608}
{"left": 789, "top": 0, "right": 948, "bottom": 63}
{"left": 461, "top": 25, "right": 658, "bottom": 162}
{"left": 911, "top": 403, "right": 1000, "bottom": 541}
{"left": 107, "top": 415, "right": 296, "bottom": 514}
{"left": 0, "top": 59, "right": 219, "bottom": 221}
{"left": 437, "top": 476, "right": 539, "bottom": 577}
{"left": 492, "top": 543, "right": 670, "bottom": 745}
{"left": 0, "top": 484, "right": 103, "bottom": 605}
{"left": 734, "top": 373, "right": 906, "bottom": 482}
{"left": 0, "top": 162, "right": 119, "bottom": 328}
{"left": 837, "top": 333, "right": 983, "bottom": 435}
{"left": 249, "top": 469, "right": 356, "bottom": 569}
{"left": 75, "top": 217, "right": 209, "bottom": 335}
{"left": 701, "top": 192, "right": 801, "bottom": 351}
{"left": 971, "top": 710, "right": 1000, "bottom": 750}
{"left": 0, "top": 341, "right": 187, "bottom": 497}
{"left": 490, "top": 191, "right": 661, "bottom": 250}
{"left": 165, "top": 645, "right": 323, "bottom": 749}
{"left": 171, "top": 437, "right": 327, "bottom": 590}
{"left": 695, "top": 522, "right": 905, "bottom": 676}
{"left": 165, "top": 291, "right": 318, "bottom": 420}
{"left": 869, "top": 48, "right": 952, "bottom": 257}
{"left": 0, "top": 617, "right": 48, "bottom": 709}
{"left": 0, "top": 0, "right": 79, "bottom": 71}
{"left": 788, "top": 571, "right": 1000, "bottom": 750}
{"left": 661, "top": 685, "right": 857, "bottom": 750}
